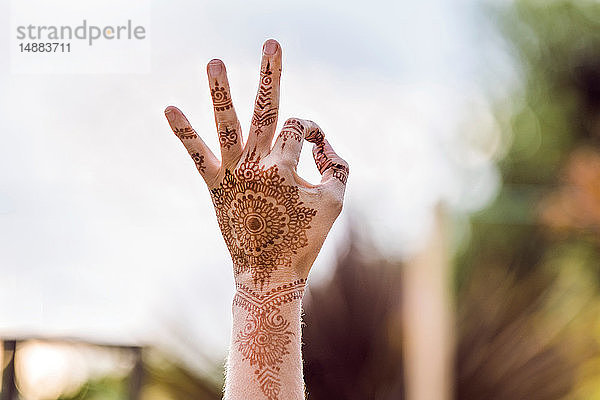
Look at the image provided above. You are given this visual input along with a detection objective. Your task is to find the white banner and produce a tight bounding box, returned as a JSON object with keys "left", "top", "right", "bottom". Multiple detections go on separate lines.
{"left": 9, "top": 0, "right": 151, "bottom": 74}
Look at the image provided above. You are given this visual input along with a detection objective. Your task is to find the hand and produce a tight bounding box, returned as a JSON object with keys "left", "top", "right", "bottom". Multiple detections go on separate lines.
{"left": 164, "top": 39, "right": 349, "bottom": 290}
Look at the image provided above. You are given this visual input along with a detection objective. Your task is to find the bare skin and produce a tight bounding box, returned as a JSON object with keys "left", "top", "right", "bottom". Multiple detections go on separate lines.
{"left": 164, "top": 39, "right": 348, "bottom": 400}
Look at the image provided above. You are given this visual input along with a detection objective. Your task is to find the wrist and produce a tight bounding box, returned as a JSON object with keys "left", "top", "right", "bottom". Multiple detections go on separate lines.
{"left": 226, "top": 279, "right": 306, "bottom": 400}
{"left": 232, "top": 278, "right": 306, "bottom": 315}
{"left": 232, "top": 261, "right": 309, "bottom": 291}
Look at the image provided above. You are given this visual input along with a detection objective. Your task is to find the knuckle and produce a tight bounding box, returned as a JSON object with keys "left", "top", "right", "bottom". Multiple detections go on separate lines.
{"left": 336, "top": 159, "right": 349, "bottom": 170}
{"left": 217, "top": 119, "right": 239, "bottom": 131}
{"left": 283, "top": 117, "right": 304, "bottom": 128}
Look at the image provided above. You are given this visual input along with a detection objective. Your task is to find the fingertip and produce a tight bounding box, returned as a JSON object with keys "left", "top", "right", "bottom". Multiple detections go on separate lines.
{"left": 164, "top": 106, "right": 191, "bottom": 128}
{"left": 207, "top": 59, "right": 224, "bottom": 76}
{"left": 164, "top": 105, "right": 181, "bottom": 123}
{"left": 263, "top": 39, "right": 280, "bottom": 55}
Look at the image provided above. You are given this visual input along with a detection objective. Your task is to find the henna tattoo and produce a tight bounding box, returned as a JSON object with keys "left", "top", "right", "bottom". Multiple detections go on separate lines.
{"left": 189, "top": 152, "right": 205, "bottom": 173}
{"left": 237, "top": 309, "right": 291, "bottom": 369}
{"left": 304, "top": 127, "right": 324, "bottom": 145}
{"left": 332, "top": 165, "right": 349, "bottom": 184}
{"left": 219, "top": 126, "right": 238, "bottom": 149}
{"left": 173, "top": 126, "right": 197, "bottom": 140}
{"left": 233, "top": 280, "right": 306, "bottom": 400}
{"left": 211, "top": 80, "right": 233, "bottom": 111}
{"left": 210, "top": 152, "right": 316, "bottom": 287}
{"left": 233, "top": 279, "right": 306, "bottom": 313}
{"left": 304, "top": 127, "right": 348, "bottom": 183}
{"left": 252, "top": 62, "right": 278, "bottom": 133}
{"left": 279, "top": 119, "right": 303, "bottom": 149}
{"left": 313, "top": 144, "right": 349, "bottom": 184}
{"left": 256, "top": 368, "right": 281, "bottom": 400}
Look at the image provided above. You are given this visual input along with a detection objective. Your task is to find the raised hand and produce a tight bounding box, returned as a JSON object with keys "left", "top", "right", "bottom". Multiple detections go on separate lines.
{"left": 164, "top": 39, "right": 348, "bottom": 288}
{"left": 164, "top": 39, "right": 348, "bottom": 400}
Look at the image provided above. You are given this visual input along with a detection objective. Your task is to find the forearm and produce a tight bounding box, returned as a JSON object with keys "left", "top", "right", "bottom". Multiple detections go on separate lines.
{"left": 224, "top": 279, "right": 307, "bottom": 400}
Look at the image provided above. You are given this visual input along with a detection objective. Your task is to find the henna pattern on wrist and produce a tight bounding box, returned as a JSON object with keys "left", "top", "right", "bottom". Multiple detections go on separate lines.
{"left": 210, "top": 152, "right": 316, "bottom": 287}
{"left": 219, "top": 126, "right": 238, "bottom": 149}
{"left": 211, "top": 80, "right": 233, "bottom": 111}
{"left": 251, "top": 62, "right": 278, "bottom": 134}
{"left": 174, "top": 126, "right": 198, "bottom": 140}
{"left": 233, "top": 279, "right": 306, "bottom": 400}
{"left": 189, "top": 152, "right": 206, "bottom": 173}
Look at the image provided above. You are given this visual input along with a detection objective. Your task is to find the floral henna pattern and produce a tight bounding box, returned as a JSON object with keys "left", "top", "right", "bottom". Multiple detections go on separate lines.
{"left": 189, "top": 152, "right": 205, "bottom": 173}
{"left": 211, "top": 80, "right": 233, "bottom": 111}
{"left": 252, "top": 62, "right": 278, "bottom": 133}
{"left": 219, "top": 126, "right": 238, "bottom": 149}
{"left": 210, "top": 152, "right": 316, "bottom": 287}
{"left": 237, "top": 310, "right": 292, "bottom": 369}
{"left": 233, "top": 280, "right": 306, "bottom": 400}
{"left": 173, "top": 126, "right": 197, "bottom": 140}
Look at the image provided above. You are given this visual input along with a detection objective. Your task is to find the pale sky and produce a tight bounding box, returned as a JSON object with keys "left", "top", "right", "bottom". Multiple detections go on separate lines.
{"left": 0, "top": 0, "right": 509, "bottom": 371}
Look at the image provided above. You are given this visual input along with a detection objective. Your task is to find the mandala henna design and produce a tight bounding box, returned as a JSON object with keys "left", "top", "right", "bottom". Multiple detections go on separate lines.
{"left": 210, "top": 152, "right": 316, "bottom": 287}
{"left": 211, "top": 80, "right": 233, "bottom": 111}
{"left": 233, "top": 280, "right": 306, "bottom": 400}
{"left": 252, "top": 62, "right": 278, "bottom": 133}
{"left": 219, "top": 126, "right": 238, "bottom": 149}
{"left": 189, "top": 152, "right": 206, "bottom": 173}
{"left": 174, "top": 126, "right": 198, "bottom": 140}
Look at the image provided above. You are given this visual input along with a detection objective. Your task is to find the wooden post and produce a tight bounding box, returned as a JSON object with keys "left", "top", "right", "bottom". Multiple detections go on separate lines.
{"left": 402, "top": 206, "right": 454, "bottom": 400}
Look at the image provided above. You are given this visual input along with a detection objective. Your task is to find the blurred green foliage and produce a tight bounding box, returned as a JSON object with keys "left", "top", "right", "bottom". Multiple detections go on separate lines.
{"left": 59, "top": 377, "right": 127, "bottom": 400}
{"left": 458, "top": 0, "right": 600, "bottom": 282}
{"left": 456, "top": 0, "right": 600, "bottom": 398}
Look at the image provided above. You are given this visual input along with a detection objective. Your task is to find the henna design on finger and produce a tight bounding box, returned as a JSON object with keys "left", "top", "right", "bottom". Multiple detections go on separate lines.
{"left": 233, "top": 279, "right": 306, "bottom": 400}
{"left": 279, "top": 119, "right": 303, "bottom": 149}
{"left": 333, "top": 166, "right": 349, "bottom": 184}
{"left": 219, "top": 126, "right": 238, "bottom": 150}
{"left": 313, "top": 145, "right": 349, "bottom": 184}
{"left": 251, "top": 62, "right": 278, "bottom": 134}
{"left": 189, "top": 152, "right": 206, "bottom": 173}
{"left": 211, "top": 80, "right": 233, "bottom": 111}
{"left": 306, "top": 128, "right": 349, "bottom": 184}
{"left": 210, "top": 152, "right": 316, "bottom": 287}
{"left": 173, "top": 126, "right": 198, "bottom": 140}
{"left": 304, "top": 127, "right": 324, "bottom": 145}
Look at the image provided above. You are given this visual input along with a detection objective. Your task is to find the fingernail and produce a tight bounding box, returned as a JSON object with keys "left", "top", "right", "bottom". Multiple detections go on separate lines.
{"left": 208, "top": 59, "right": 223, "bottom": 75}
{"left": 164, "top": 106, "right": 175, "bottom": 121}
{"left": 263, "top": 39, "right": 278, "bottom": 55}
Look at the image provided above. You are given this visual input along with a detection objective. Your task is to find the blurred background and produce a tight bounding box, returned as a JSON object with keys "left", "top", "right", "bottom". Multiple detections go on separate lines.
{"left": 1, "top": 0, "right": 600, "bottom": 399}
